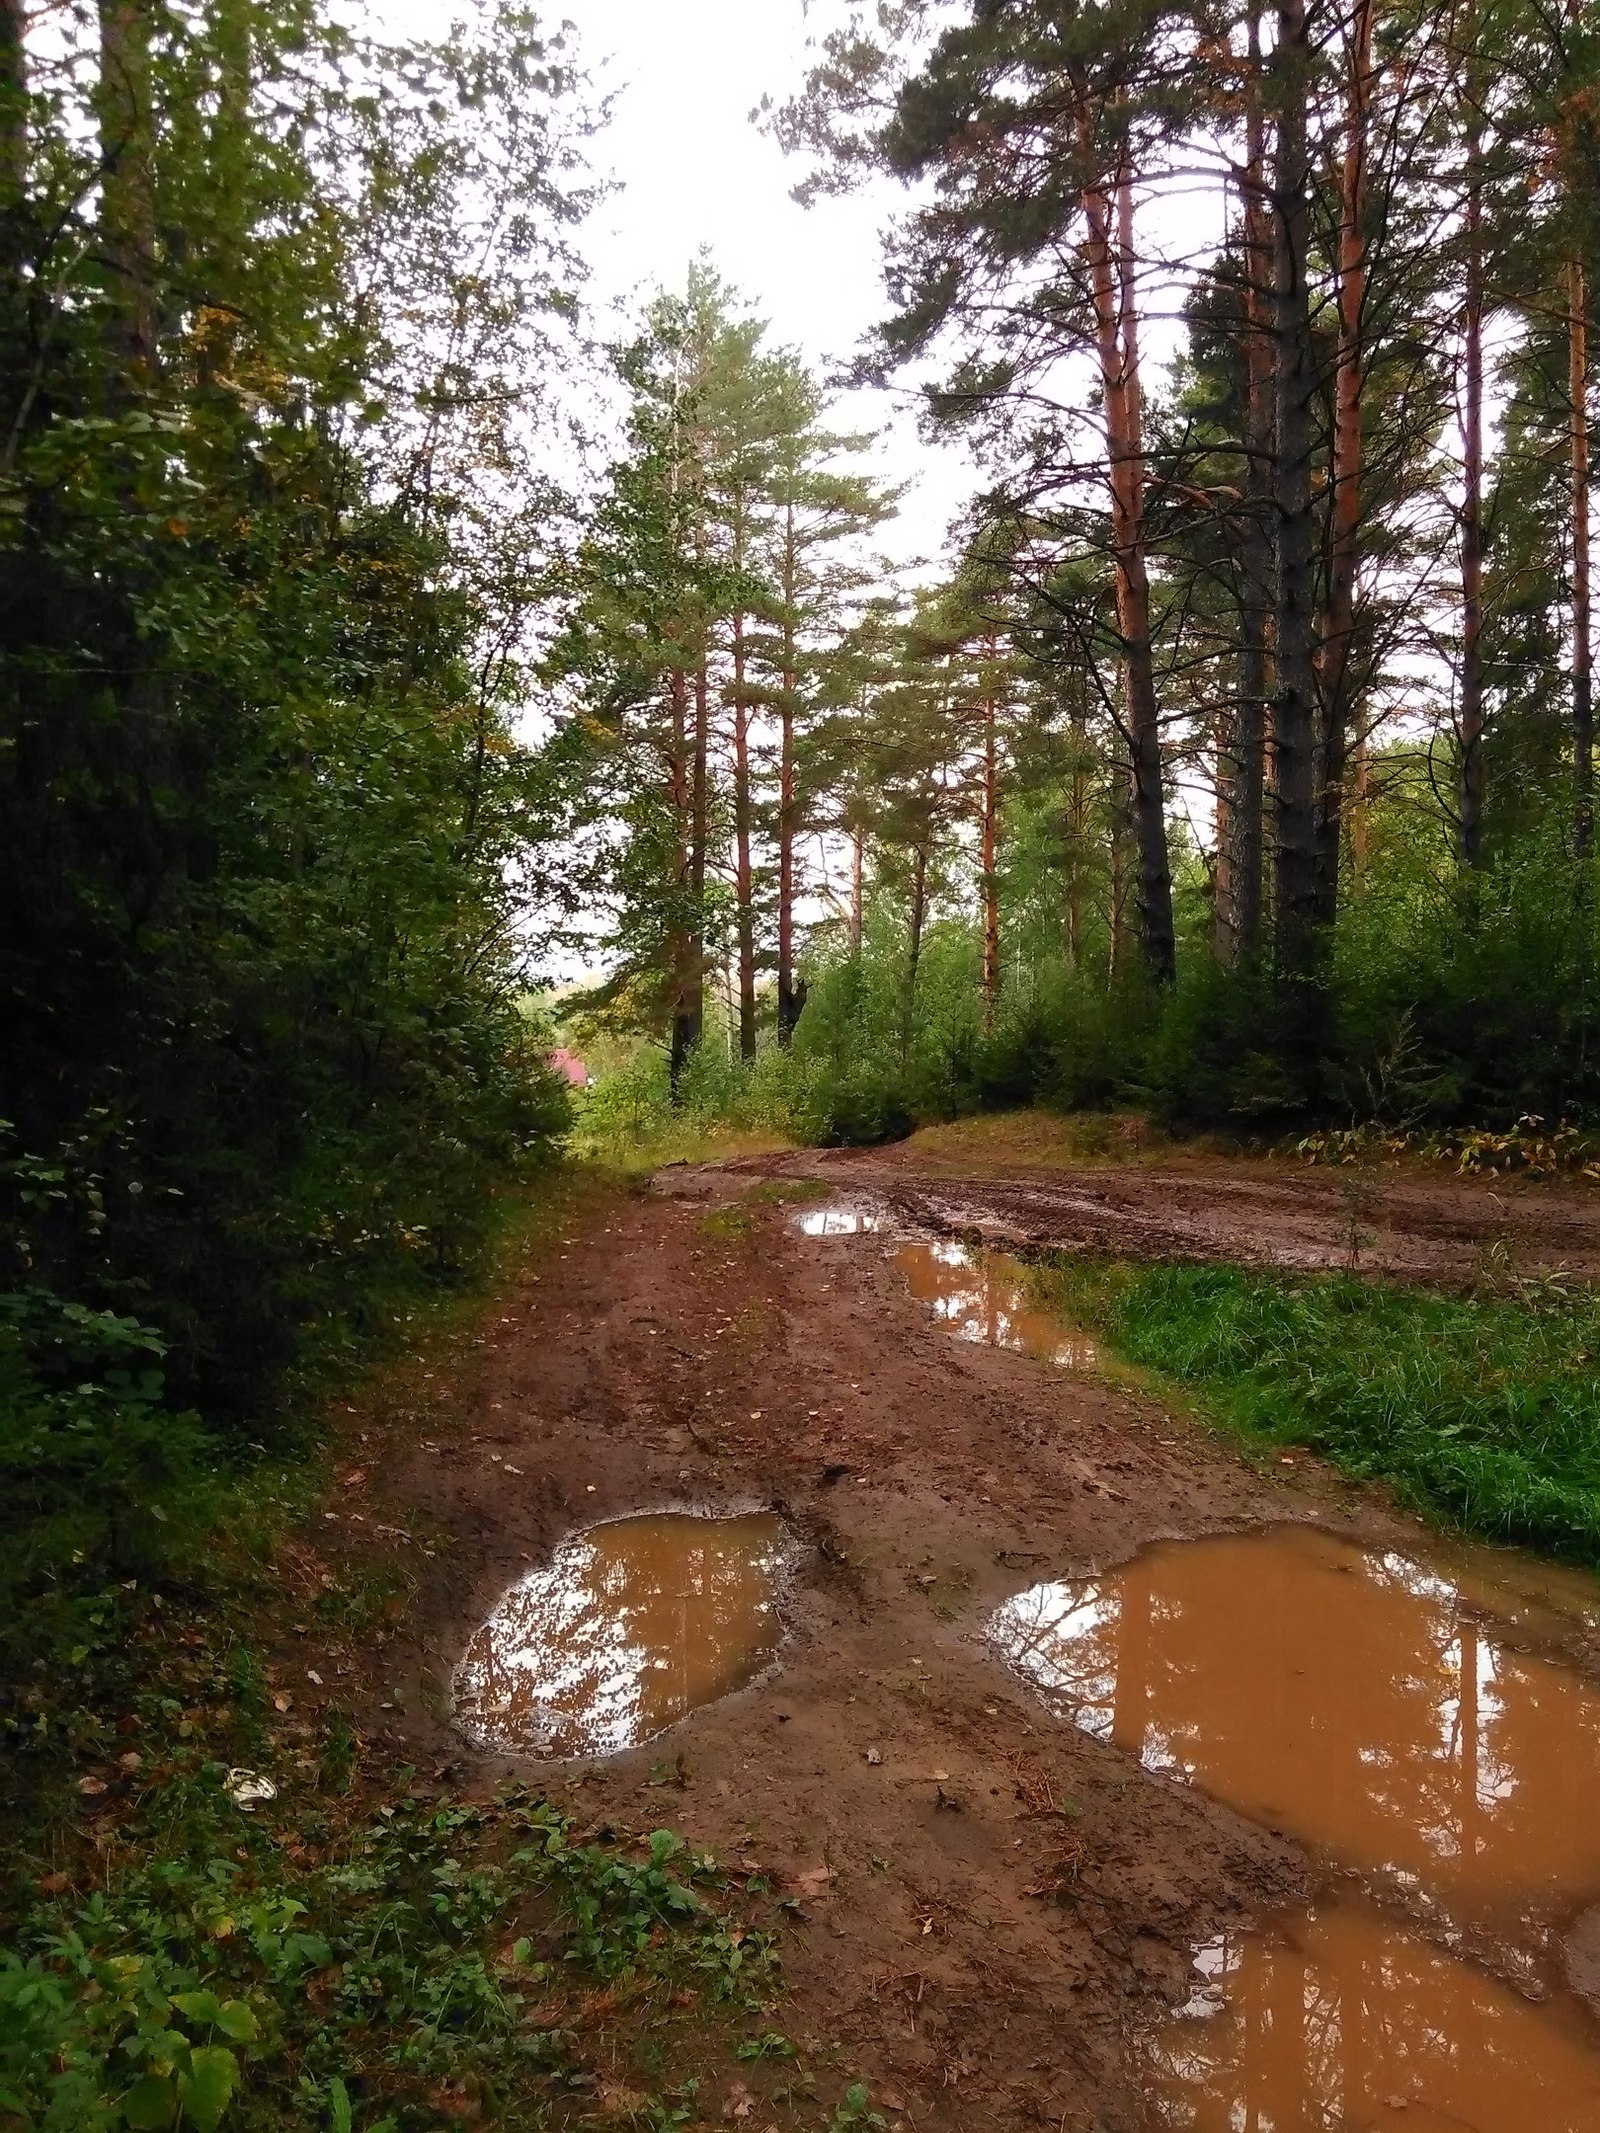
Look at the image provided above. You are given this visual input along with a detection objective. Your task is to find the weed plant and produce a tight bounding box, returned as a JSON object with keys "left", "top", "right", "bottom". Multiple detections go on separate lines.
{"left": 1035, "top": 1257, "right": 1600, "bottom": 1561}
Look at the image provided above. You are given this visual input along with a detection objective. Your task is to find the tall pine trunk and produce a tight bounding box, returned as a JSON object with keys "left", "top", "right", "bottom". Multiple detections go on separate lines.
{"left": 667, "top": 665, "right": 699, "bottom": 1093}
{"left": 1217, "top": 6, "right": 1271, "bottom": 963}
{"left": 1314, "top": 0, "right": 1374, "bottom": 927}
{"left": 980, "top": 666, "right": 1001, "bottom": 1029}
{"left": 1269, "top": 0, "right": 1321, "bottom": 973}
{"left": 777, "top": 497, "right": 803, "bottom": 1041}
{"left": 96, "top": 0, "right": 158, "bottom": 384}
{"left": 1571, "top": 257, "right": 1594, "bottom": 856}
{"left": 849, "top": 823, "right": 864, "bottom": 955}
{"left": 0, "top": 0, "right": 25, "bottom": 237}
{"left": 900, "top": 837, "right": 928, "bottom": 1065}
{"left": 731, "top": 607, "right": 757, "bottom": 1058}
{"left": 1459, "top": 61, "right": 1486, "bottom": 868}
{"left": 1077, "top": 96, "right": 1176, "bottom": 985}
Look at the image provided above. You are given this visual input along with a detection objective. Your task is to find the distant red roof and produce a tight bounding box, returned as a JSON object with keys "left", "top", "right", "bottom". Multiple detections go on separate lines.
{"left": 548, "top": 1047, "right": 589, "bottom": 1088}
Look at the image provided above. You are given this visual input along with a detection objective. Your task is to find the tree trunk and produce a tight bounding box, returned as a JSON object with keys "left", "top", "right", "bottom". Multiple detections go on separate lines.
{"left": 667, "top": 665, "right": 699, "bottom": 1094}
{"left": 1067, "top": 759, "right": 1086, "bottom": 971}
{"left": 1077, "top": 97, "right": 1176, "bottom": 986}
{"left": 96, "top": 0, "right": 159, "bottom": 384}
{"left": 1314, "top": 0, "right": 1374, "bottom": 925}
{"left": 777, "top": 497, "right": 803, "bottom": 1040}
{"left": 1571, "top": 256, "right": 1594, "bottom": 857}
{"left": 731, "top": 608, "right": 757, "bottom": 1058}
{"left": 1459, "top": 66, "right": 1486, "bottom": 868}
{"left": 0, "top": 0, "right": 25, "bottom": 235}
{"left": 980, "top": 674, "right": 1001, "bottom": 1029}
{"left": 901, "top": 838, "right": 928, "bottom": 1065}
{"left": 1269, "top": 0, "right": 1321, "bottom": 972}
{"left": 849, "top": 823, "right": 864, "bottom": 955}
{"left": 1217, "top": 6, "right": 1271, "bottom": 964}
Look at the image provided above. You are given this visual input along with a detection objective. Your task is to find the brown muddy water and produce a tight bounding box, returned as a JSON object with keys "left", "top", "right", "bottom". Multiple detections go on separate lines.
{"left": 992, "top": 1522, "right": 1600, "bottom": 2128}
{"left": 454, "top": 1511, "right": 788, "bottom": 1758}
{"left": 894, "top": 1239, "right": 1100, "bottom": 1368}
{"left": 989, "top": 1523, "right": 1600, "bottom": 1933}
{"left": 1144, "top": 1897, "right": 1600, "bottom": 2129}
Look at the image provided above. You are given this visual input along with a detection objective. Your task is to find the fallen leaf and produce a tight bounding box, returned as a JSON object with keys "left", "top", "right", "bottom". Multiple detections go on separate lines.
{"left": 723, "top": 2080, "right": 757, "bottom": 2121}
{"left": 272, "top": 1693, "right": 292, "bottom": 1713}
{"left": 118, "top": 1751, "right": 143, "bottom": 1774}
{"left": 864, "top": 1746, "right": 883, "bottom": 1766}
{"left": 77, "top": 1776, "right": 108, "bottom": 1797}
{"left": 794, "top": 1864, "right": 834, "bottom": 1899}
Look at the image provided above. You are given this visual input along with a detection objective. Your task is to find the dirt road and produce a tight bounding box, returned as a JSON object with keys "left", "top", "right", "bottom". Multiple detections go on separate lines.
{"left": 294, "top": 1148, "right": 1600, "bottom": 2129}
{"left": 699, "top": 1136, "right": 1600, "bottom": 1282}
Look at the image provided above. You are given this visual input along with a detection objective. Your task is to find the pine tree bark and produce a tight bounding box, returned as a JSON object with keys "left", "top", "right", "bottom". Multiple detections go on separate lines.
{"left": 1571, "top": 256, "right": 1594, "bottom": 857}
{"left": 1269, "top": 0, "right": 1321, "bottom": 972}
{"left": 0, "top": 0, "right": 25, "bottom": 226}
{"left": 1076, "top": 96, "right": 1176, "bottom": 986}
{"left": 731, "top": 606, "right": 757, "bottom": 1058}
{"left": 667, "top": 664, "right": 699, "bottom": 1093}
{"left": 900, "top": 837, "right": 928, "bottom": 1065}
{"left": 849, "top": 823, "right": 864, "bottom": 955}
{"left": 1216, "top": 5, "right": 1271, "bottom": 964}
{"left": 1459, "top": 62, "right": 1486, "bottom": 868}
{"left": 777, "top": 496, "right": 803, "bottom": 1041}
{"left": 1314, "top": 0, "right": 1374, "bottom": 927}
{"left": 96, "top": 0, "right": 159, "bottom": 383}
{"left": 980, "top": 664, "right": 1001, "bottom": 1029}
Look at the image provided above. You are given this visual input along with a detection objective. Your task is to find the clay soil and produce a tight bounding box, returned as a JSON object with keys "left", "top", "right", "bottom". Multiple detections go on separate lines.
{"left": 299, "top": 1139, "right": 1600, "bottom": 2132}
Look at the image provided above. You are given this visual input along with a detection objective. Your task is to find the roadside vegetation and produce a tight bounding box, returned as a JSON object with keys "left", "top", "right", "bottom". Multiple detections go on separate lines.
{"left": 1034, "top": 1256, "right": 1600, "bottom": 1564}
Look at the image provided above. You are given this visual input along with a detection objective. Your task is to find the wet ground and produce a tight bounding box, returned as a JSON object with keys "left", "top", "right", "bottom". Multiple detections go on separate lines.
{"left": 699, "top": 1132, "right": 1600, "bottom": 1282}
{"left": 298, "top": 1141, "right": 1600, "bottom": 2130}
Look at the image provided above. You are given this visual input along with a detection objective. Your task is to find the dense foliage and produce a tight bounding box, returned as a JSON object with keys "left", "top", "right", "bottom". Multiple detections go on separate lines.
{"left": 0, "top": 5, "right": 585, "bottom": 1418}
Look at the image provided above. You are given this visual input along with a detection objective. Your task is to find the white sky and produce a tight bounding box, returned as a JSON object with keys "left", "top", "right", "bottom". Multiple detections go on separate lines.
{"left": 377, "top": 0, "right": 980, "bottom": 569}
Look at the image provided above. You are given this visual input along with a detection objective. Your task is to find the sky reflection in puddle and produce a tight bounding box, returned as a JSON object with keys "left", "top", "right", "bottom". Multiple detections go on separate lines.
{"left": 1145, "top": 1898, "right": 1600, "bottom": 2130}
{"left": 455, "top": 1511, "right": 787, "bottom": 1758}
{"left": 990, "top": 1523, "right": 1600, "bottom": 1931}
{"left": 794, "top": 1205, "right": 882, "bottom": 1236}
{"left": 895, "top": 1239, "right": 1099, "bottom": 1368}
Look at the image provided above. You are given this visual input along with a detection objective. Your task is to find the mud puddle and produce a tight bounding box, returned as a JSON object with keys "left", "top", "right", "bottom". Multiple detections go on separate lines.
{"left": 454, "top": 1511, "right": 789, "bottom": 1758}
{"left": 794, "top": 1205, "right": 882, "bottom": 1236}
{"left": 1144, "top": 1897, "right": 1600, "bottom": 2129}
{"left": 894, "top": 1239, "right": 1100, "bottom": 1368}
{"left": 989, "top": 1522, "right": 1600, "bottom": 1934}
{"left": 993, "top": 1523, "right": 1600, "bottom": 2123}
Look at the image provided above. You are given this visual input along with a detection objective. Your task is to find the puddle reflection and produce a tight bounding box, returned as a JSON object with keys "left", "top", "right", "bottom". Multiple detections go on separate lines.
{"left": 795, "top": 1206, "right": 881, "bottom": 1236}
{"left": 1145, "top": 1900, "right": 1600, "bottom": 2130}
{"left": 990, "top": 1524, "right": 1600, "bottom": 1928}
{"left": 455, "top": 1512, "right": 787, "bottom": 1758}
{"left": 895, "top": 1240, "right": 1099, "bottom": 1368}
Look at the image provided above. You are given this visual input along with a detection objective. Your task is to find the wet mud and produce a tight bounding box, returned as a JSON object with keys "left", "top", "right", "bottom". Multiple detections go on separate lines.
{"left": 299, "top": 1160, "right": 1600, "bottom": 2131}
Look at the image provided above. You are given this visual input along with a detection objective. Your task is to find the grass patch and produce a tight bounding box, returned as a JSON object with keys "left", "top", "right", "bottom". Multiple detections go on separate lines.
{"left": 1032, "top": 1256, "right": 1600, "bottom": 1562}
{"left": 895, "top": 1109, "right": 1173, "bottom": 1173}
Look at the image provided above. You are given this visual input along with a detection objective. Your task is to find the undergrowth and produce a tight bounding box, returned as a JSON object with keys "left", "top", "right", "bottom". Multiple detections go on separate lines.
{"left": 1032, "top": 1257, "right": 1600, "bottom": 1562}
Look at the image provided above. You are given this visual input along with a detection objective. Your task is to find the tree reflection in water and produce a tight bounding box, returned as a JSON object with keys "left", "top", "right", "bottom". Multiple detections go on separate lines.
{"left": 1145, "top": 1901, "right": 1600, "bottom": 2129}
{"left": 989, "top": 1524, "right": 1600, "bottom": 1932}
{"left": 455, "top": 1512, "right": 787, "bottom": 1757}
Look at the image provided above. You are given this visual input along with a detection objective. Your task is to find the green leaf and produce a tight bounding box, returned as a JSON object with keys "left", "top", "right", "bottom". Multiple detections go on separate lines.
{"left": 178, "top": 2045, "right": 240, "bottom": 2133}
{"left": 212, "top": 1999, "right": 259, "bottom": 2043}
{"left": 170, "top": 1991, "right": 221, "bottom": 2026}
{"left": 123, "top": 2073, "right": 180, "bottom": 2129}
{"left": 327, "top": 2077, "right": 352, "bottom": 2133}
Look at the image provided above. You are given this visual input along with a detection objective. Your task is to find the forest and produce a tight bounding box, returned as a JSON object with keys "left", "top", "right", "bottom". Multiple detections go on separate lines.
{"left": 6, "top": 0, "right": 1600, "bottom": 2129}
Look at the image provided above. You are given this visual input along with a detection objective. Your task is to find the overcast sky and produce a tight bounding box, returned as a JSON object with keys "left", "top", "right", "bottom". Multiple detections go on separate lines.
{"left": 380, "top": 0, "right": 979, "bottom": 568}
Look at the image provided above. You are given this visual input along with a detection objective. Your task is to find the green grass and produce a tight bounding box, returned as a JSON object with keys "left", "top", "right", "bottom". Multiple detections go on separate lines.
{"left": 1032, "top": 1257, "right": 1600, "bottom": 1562}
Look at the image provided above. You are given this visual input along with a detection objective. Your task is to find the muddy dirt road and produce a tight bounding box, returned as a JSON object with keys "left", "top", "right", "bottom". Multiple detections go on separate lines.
{"left": 704, "top": 1136, "right": 1600, "bottom": 1282}
{"left": 307, "top": 1152, "right": 1600, "bottom": 2131}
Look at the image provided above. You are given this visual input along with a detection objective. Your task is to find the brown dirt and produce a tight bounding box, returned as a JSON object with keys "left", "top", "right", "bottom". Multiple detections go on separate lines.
{"left": 294, "top": 1147, "right": 1600, "bottom": 2132}
{"left": 707, "top": 1133, "right": 1600, "bottom": 1282}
